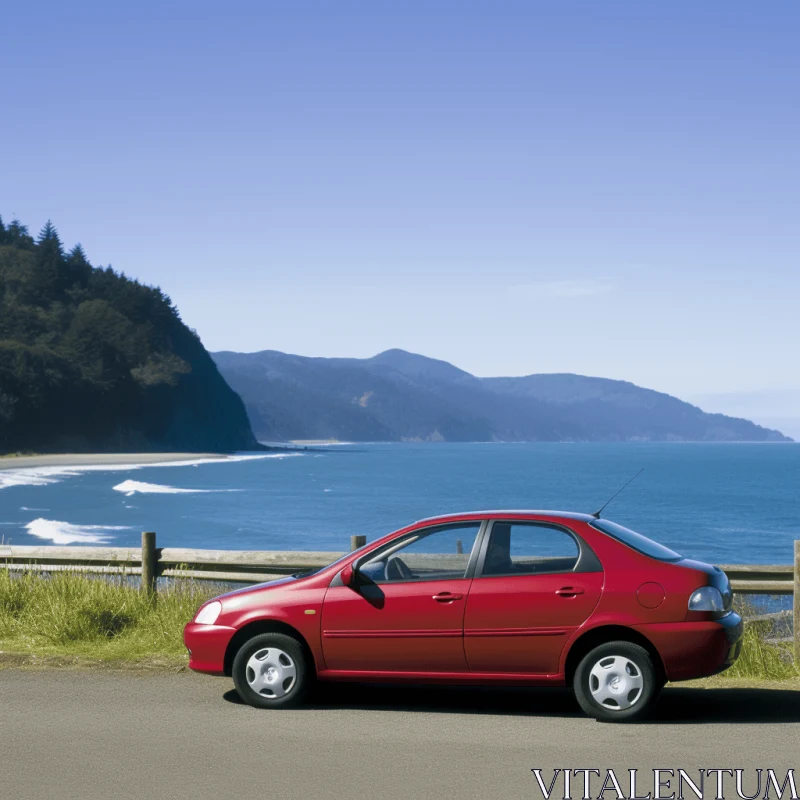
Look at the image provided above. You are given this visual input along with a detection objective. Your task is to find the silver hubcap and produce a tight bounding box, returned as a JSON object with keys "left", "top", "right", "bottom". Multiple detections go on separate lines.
{"left": 589, "top": 655, "right": 644, "bottom": 711}
{"left": 245, "top": 648, "right": 297, "bottom": 700}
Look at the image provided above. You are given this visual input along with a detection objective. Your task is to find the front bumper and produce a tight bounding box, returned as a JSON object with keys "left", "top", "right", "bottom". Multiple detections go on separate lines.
{"left": 183, "top": 622, "right": 236, "bottom": 675}
{"left": 634, "top": 612, "right": 743, "bottom": 682}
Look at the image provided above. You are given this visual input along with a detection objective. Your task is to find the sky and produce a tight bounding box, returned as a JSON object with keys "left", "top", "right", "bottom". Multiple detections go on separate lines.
{"left": 2, "top": 2, "right": 799, "bottom": 436}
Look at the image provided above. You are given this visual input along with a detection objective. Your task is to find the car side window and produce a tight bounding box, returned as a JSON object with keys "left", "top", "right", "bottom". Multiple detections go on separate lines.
{"left": 358, "top": 523, "right": 481, "bottom": 583}
{"left": 480, "top": 522, "right": 579, "bottom": 577}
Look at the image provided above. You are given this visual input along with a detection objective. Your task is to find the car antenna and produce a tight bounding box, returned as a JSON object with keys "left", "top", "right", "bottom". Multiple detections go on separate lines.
{"left": 591, "top": 468, "right": 644, "bottom": 519}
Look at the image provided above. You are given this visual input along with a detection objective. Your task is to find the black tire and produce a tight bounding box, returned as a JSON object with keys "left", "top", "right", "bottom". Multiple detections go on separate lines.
{"left": 232, "top": 632, "right": 310, "bottom": 709}
{"left": 573, "top": 641, "right": 659, "bottom": 723}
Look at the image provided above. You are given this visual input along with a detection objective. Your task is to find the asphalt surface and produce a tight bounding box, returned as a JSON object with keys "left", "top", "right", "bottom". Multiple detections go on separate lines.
{"left": 2, "top": 669, "right": 799, "bottom": 800}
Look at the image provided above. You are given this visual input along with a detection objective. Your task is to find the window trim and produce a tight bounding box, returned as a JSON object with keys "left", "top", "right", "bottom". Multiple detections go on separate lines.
{"left": 474, "top": 520, "right": 603, "bottom": 579}
{"left": 351, "top": 520, "right": 489, "bottom": 585}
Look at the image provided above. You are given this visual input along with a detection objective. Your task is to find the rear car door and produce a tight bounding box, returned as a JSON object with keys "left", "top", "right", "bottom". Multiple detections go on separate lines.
{"left": 321, "top": 522, "right": 483, "bottom": 673}
{"left": 463, "top": 520, "right": 603, "bottom": 675}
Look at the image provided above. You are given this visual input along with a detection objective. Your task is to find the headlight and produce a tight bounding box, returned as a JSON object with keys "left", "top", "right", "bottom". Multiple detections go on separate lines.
{"left": 688, "top": 586, "right": 725, "bottom": 613}
{"left": 194, "top": 600, "right": 222, "bottom": 625}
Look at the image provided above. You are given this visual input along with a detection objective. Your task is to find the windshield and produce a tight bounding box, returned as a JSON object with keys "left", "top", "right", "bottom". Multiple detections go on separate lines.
{"left": 292, "top": 542, "right": 371, "bottom": 578}
{"left": 590, "top": 519, "right": 683, "bottom": 562}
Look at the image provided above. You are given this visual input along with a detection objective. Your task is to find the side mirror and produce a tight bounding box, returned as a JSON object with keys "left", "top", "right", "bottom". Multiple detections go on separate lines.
{"left": 341, "top": 563, "right": 357, "bottom": 587}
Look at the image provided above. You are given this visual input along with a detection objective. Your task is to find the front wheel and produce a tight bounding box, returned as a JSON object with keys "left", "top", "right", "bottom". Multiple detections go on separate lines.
{"left": 573, "top": 641, "right": 660, "bottom": 723}
{"left": 232, "top": 633, "right": 310, "bottom": 709}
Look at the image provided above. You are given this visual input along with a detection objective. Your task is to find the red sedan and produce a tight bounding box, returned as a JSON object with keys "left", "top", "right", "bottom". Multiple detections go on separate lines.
{"left": 184, "top": 511, "right": 742, "bottom": 722}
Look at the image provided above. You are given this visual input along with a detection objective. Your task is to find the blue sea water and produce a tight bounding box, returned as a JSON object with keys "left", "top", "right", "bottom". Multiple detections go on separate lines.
{"left": 1, "top": 443, "right": 799, "bottom": 566}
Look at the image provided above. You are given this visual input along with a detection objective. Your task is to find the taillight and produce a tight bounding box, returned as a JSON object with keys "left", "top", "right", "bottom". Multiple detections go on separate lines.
{"left": 688, "top": 586, "right": 730, "bottom": 618}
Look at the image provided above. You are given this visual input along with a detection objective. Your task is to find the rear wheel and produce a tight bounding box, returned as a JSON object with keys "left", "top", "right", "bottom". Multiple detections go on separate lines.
{"left": 573, "top": 641, "right": 659, "bottom": 722}
{"left": 232, "top": 632, "right": 310, "bottom": 709}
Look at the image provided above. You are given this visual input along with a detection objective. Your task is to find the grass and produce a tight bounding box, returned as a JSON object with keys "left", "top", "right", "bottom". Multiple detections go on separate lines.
{"left": 724, "top": 609, "right": 798, "bottom": 681}
{"left": 0, "top": 569, "right": 217, "bottom": 668}
{"left": 0, "top": 569, "right": 797, "bottom": 683}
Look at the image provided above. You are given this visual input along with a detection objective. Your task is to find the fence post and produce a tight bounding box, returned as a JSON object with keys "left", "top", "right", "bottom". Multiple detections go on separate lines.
{"left": 794, "top": 540, "right": 799, "bottom": 666}
{"left": 350, "top": 535, "right": 366, "bottom": 551}
{"left": 142, "top": 531, "right": 157, "bottom": 598}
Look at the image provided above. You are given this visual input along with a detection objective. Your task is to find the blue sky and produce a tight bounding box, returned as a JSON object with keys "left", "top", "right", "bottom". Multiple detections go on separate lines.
{"left": 2, "top": 2, "right": 799, "bottom": 436}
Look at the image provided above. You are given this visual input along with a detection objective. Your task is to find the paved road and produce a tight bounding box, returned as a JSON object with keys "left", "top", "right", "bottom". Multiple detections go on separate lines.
{"left": 2, "top": 670, "right": 798, "bottom": 800}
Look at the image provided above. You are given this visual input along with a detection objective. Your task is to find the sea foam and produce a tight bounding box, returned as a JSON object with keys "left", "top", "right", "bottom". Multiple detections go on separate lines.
{"left": 112, "top": 480, "right": 243, "bottom": 496}
{"left": 0, "top": 452, "right": 301, "bottom": 491}
{"left": 25, "top": 518, "right": 132, "bottom": 545}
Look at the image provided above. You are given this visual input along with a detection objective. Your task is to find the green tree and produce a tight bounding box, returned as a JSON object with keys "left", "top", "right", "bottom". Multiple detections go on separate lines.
{"left": 65, "top": 243, "right": 93, "bottom": 288}
{"left": 5, "top": 219, "right": 34, "bottom": 248}
{"left": 35, "top": 220, "right": 66, "bottom": 298}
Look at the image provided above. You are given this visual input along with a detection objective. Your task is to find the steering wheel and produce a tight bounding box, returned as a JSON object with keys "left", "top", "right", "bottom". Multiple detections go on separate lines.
{"left": 386, "top": 555, "right": 413, "bottom": 581}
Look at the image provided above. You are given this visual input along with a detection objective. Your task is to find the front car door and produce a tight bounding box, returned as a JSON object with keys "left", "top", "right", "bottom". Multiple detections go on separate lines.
{"left": 321, "top": 522, "right": 484, "bottom": 673}
{"left": 463, "top": 520, "right": 603, "bottom": 675}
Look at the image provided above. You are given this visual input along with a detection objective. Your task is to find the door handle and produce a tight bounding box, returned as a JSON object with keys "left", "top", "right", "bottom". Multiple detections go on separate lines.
{"left": 432, "top": 592, "right": 463, "bottom": 602}
{"left": 555, "top": 587, "right": 585, "bottom": 598}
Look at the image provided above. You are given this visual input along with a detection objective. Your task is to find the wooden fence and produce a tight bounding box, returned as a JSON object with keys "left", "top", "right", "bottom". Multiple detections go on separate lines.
{"left": 2, "top": 533, "right": 798, "bottom": 658}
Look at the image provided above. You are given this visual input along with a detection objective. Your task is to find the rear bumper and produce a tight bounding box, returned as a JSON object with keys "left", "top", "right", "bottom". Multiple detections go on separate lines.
{"left": 634, "top": 613, "right": 743, "bottom": 682}
{"left": 183, "top": 622, "right": 236, "bottom": 675}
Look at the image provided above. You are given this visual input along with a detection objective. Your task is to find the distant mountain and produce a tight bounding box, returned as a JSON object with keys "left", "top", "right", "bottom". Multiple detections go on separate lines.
{"left": 213, "top": 348, "right": 792, "bottom": 443}
{"left": 0, "top": 217, "right": 262, "bottom": 453}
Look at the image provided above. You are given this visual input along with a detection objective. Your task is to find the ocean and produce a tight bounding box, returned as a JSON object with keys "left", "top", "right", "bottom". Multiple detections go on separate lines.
{"left": 1, "top": 443, "right": 799, "bottom": 567}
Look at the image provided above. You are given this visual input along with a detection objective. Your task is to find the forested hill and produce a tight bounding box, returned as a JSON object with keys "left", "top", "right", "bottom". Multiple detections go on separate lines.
{"left": 0, "top": 218, "right": 261, "bottom": 453}
{"left": 213, "top": 348, "right": 792, "bottom": 443}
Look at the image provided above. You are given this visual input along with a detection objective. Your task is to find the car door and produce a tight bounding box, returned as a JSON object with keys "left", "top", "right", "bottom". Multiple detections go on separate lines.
{"left": 321, "top": 522, "right": 484, "bottom": 673}
{"left": 463, "top": 520, "right": 603, "bottom": 675}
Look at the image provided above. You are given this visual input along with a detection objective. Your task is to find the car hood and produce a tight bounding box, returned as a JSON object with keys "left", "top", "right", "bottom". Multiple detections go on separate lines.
{"left": 214, "top": 575, "right": 300, "bottom": 601}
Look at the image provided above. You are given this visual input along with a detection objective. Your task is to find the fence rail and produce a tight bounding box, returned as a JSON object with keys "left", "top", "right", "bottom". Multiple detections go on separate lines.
{"left": 2, "top": 533, "right": 798, "bottom": 657}
{"left": 0, "top": 533, "right": 368, "bottom": 588}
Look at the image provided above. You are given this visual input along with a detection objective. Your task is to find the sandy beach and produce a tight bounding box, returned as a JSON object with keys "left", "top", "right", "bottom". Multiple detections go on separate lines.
{"left": 0, "top": 453, "right": 230, "bottom": 471}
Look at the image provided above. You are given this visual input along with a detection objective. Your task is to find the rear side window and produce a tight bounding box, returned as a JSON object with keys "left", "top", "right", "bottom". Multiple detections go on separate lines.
{"left": 590, "top": 519, "right": 682, "bottom": 562}
{"left": 480, "top": 522, "right": 580, "bottom": 577}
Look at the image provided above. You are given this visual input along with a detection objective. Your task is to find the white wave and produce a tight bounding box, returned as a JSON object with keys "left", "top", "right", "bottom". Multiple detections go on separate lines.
{"left": 0, "top": 452, "right": 302, "bottom": 491}
{"left": 112, "top": 479, "right": 243, "bottom": 497}
{"left": 25, "top": 518, "right": 131, "bottom": 545}
{"left": 20, "top": 506, "right": 48, "bottom": 511}
{"left": 227, "top": 453, "right": 303, "bottom": 460}
{"left": 0, "top": 469, "right": 65, "bottom": 489}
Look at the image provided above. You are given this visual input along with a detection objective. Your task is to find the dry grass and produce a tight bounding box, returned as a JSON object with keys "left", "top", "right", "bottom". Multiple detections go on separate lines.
{"left": 723, "top": 626, "right": 797, "bottom": 680}
{"left": 720, "top": 598, "right": 798, "bottom": 682}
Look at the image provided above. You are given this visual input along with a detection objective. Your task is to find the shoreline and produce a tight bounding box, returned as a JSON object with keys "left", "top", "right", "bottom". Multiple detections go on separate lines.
{"left": 0, "top": 453, "right": 231, "bottom": 471}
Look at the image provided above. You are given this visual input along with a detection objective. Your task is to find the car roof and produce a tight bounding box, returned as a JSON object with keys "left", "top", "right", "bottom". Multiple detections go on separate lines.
{"left": 413, "top": 510, "right": 596, "bottom": 525}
